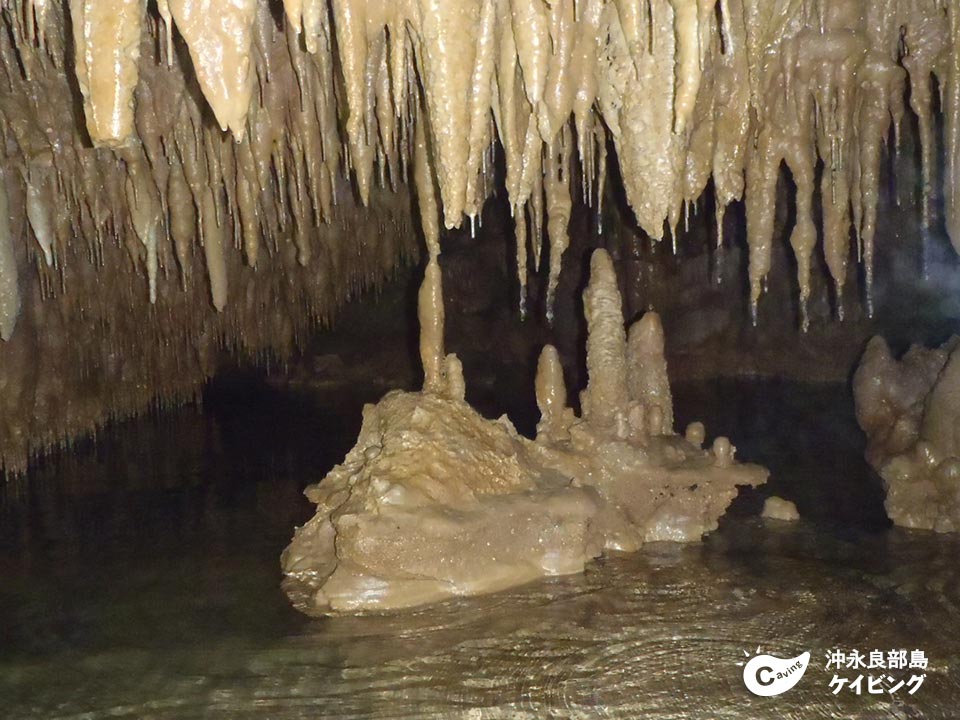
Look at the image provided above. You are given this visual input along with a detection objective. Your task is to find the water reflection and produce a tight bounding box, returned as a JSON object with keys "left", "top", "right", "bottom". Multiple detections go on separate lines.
{"left": 1, "top": 378, "right": 958, "bottom": 719}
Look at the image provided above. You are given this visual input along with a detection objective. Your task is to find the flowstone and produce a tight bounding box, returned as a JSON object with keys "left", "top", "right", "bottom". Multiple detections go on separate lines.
{"left": 282, "top": 250, "right": 767, "bottom": 614}
{"left": 854, "top": 336, "right": 960, "bottom": 532}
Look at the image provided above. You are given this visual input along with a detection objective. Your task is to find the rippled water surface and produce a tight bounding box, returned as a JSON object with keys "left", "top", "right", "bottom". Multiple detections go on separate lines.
{"left": 2, "top": 378, "right": 958, "bottom": 719}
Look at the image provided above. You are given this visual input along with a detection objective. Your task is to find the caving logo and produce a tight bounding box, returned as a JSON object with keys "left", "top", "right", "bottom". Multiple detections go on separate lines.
{"left": 739, "top": 647, "right": 810, "bottom": 696}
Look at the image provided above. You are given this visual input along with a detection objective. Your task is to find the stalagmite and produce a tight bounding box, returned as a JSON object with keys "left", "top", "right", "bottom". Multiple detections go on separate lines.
{"left": 2, "top": 0, "right": 960, "bottom": 470}
{"left": 762, "top": 496, "right": 800, "bottom": 521}
{"left": 627, "top": 312, "right": 674, "bottom": 435}
{"left": 534, "top": 344, "right": 570, "bottom": 441}
{"left": 418, "top": 257, "right": 445, "bottom": 393}
{"left": 444, "top": 353, "right": 465, "bottom": 400}
{"left": 855, "top": 336, "right": 960, "bottom": 532}
{"left": 919, "top": 351, "right": 960, "bottom": 459}
{"left": 581, "top": 249, "right": 628, "bottom": 427}
{"left": 685, "top": 421, "right": 705, "bottom": 447}
{"left": 0, "top": 170, "right": 19, "bottom": 341}
{"left": 282, "top": 244, "right": 766, "bottom": 615}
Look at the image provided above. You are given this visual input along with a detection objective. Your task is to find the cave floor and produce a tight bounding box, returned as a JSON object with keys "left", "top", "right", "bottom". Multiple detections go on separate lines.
{"left": 1, "top": 378, "right": 959, "bottom": 719}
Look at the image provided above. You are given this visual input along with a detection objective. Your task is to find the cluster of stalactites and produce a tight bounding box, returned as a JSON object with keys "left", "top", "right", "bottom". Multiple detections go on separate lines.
{"left": 2, "top": 0, "right": 960, "bottom": 340}
{"left": 309, "top": 0, "right": 960, "bottom": 327}
{"left": 743, "top": 0, "right": 957, "bottom": 328}
{"left": 0, "top": 0, "right": 359, "bottom": 345}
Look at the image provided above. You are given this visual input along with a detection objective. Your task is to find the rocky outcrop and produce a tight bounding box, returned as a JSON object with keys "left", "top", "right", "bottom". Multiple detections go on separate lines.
{"left": 854, "top": 336, "right": 960, "bottom": 531}
{"left": 282, "top": 250, "right": 767, "bottom": 614}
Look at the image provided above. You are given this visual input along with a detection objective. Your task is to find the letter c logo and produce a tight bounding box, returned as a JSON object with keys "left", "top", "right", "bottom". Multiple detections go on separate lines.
{"left": 757, "top": 666, "right": 775, "bottom": 686}
{"left": 743, "top": 652, "right": 810, "bottom": 697}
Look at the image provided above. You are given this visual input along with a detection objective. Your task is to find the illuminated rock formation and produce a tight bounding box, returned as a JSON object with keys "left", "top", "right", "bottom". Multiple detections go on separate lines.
{"left": 854, "top": 336, "right": 960, "bottom": 532}
{"left": 762, "top": 496, "right": 800, "bottom": 522}
{"left": 281, "top": 249, "right": 767, "bottom": 615}
{"left": 2, "top": 0, "right": 960, "bottom": 468}
{"left": 0, "top": 2, "right": 418, "bottom": 472}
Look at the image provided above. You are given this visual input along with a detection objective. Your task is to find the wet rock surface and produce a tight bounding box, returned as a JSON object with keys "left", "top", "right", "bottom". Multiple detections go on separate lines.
{"left": 281, "top": 250, "right": 765, "bottom": 614}
{"left": 855, "top": 335, "right": 960, "bottom": 532}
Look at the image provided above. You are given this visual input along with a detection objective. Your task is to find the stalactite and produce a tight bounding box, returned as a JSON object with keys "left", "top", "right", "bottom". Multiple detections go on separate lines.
{"left": 413, "top": 116, "right": 440, "bottom": 258}
{"left": 514, "top": 203, "right": 528, "bottom": 317}
{"left": 463, "top": 0, "right": 497, "bottom": 223}
{"left": 415, "top": 0, "right": 481, "bottom": 228}
{"left": 670, "top": 0, "right": 702, "bottom": 135}
{"left": 0, "top": 0, "right": 959, "bottom": 469}
{"left": 167, "top": 164, "right": 196, "bottom": 284}
{"left": 68, "top": 0, "right": 144, "bottom": 147}
{"left": 511, "top": 0, "right": 549, "bottom": 109}
{"left": 200, "top": 188, "right": 228, "bottom": 312}
{"left": 0, "top": 168, "right": 19, "bottom": 340}
{"left": 157, "top": 0, "right": 174, "bottom": 66}
{"left": 24, "top": 169, "right": 54, "bottom": 267}
{"left": 166, "top": 0, "right": 258, "bottom": 139}
{"left": 944, "top": 3, "right": 960, "bottom": 253}
{"left": 124, "top": 159, "right": 163, "bottom": 304}
{"left": 544, "top": 128, "right": 571, "bottom": 321}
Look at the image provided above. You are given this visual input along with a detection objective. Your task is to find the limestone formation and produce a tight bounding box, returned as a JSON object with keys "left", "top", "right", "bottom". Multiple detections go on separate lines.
{"left": 762, "top": 496, "right": 800, "bottom": 522}
{"left": 854, "top": 336, "right": 960, "bottom": 532}
{"left": 2, "top": 0, "right": 960, "bottom": 468}
{"left": 281, "top": 249, "right": 767, "bottom": 614}
{"left": 0, "top": 169, "right": 18, "bottom": 341}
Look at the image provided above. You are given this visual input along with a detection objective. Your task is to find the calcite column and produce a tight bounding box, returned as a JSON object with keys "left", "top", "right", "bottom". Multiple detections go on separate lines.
{"left": 627, "top": 312, "right": 674, "bottom": 435}
{"left": 581, "top": 249, "right": 628, "bottom": 428}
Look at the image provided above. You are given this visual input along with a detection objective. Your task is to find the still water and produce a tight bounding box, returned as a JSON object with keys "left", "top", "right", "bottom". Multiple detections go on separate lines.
{"left": 1, "top": 377, "right": 958, "bottom": 719}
